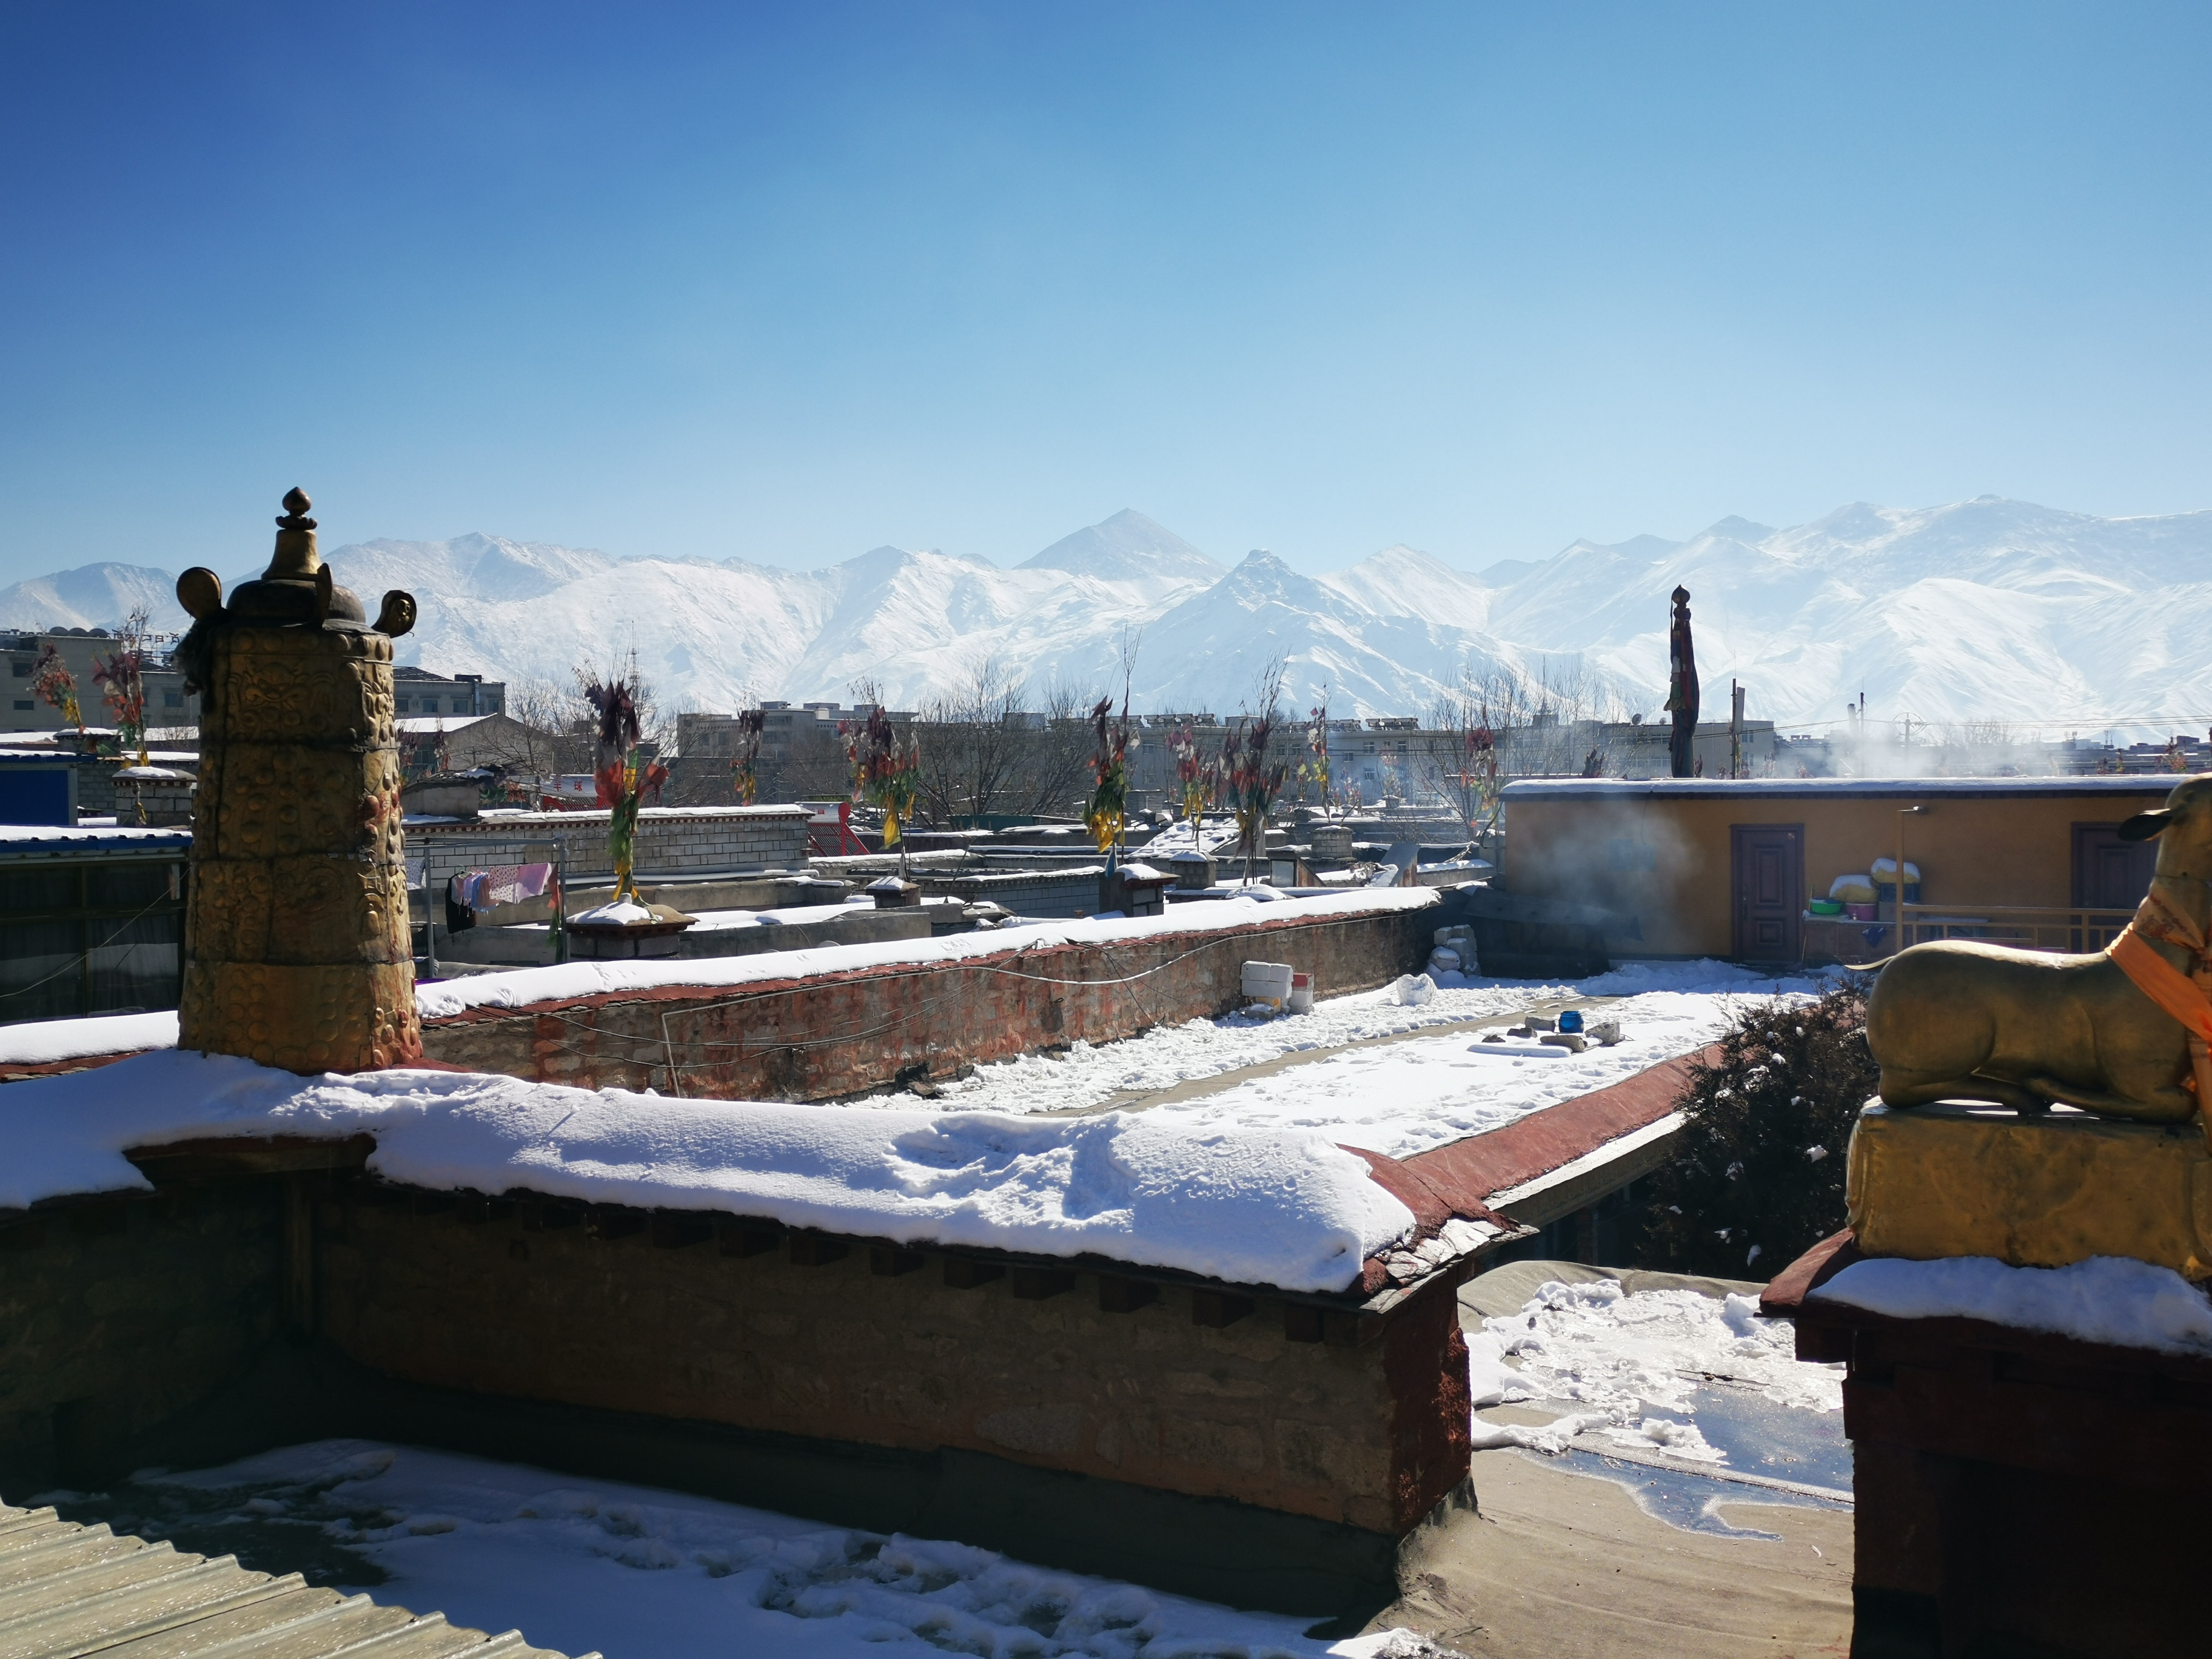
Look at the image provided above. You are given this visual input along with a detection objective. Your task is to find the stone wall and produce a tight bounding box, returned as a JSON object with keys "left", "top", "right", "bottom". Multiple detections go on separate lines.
{"left": 420, "top": 899, "right": 1436, "bottom": 1099}
{"left": 406, "top": 806, "right": 813, "bottom": 885}
{"left": 319, "top": 1196, "right": 1467, "bottom": 1539}
{"left": 0, "top": 1165, "right": 1476, "bottom": 1617}
{"left": 0, "top": 1188, "right": 280, "bottom": 1492}
{"left": 917, "top": 866, "right": 1107, "bottom": 918}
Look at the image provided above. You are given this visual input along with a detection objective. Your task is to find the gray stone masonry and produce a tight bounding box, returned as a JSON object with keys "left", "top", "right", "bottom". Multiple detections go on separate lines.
{"left": 406, "top": 805, "right": 812, "bottom": 883}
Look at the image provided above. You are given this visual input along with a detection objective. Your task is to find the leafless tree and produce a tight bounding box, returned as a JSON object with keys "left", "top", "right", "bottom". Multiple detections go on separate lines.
{"left": 472, "top": 675, "right": 591, "bottom": 781}
{"left": 1922, "top": 718, "right": 2049, "bottom": 777}
{"left": 907, "top": 659, "right": 1110, "bottom": 826}
{"left": 1413, "top": 659, "right": 1620, "bottom": 846}
{"left": 913, "top": 657, "right": 1029, "bottom": 826}
{"left": 1019, "top": 678, "right": 1107, "bottom": 818}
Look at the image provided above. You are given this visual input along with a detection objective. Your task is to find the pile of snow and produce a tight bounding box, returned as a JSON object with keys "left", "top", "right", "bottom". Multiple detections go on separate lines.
{"left": 1388, "top": 973, "right": 1435, "bottom": 1007}
{"left": 83, "top": 1439, "right": 1440, "bottom": 1659}
{"left": 0, "top": 1051, "right": 1412, "bottom": 1293}
{"left": 571, "top": 899, "right": 655, "bottom": 926}
{"left": 1811, "top": 1255, "right": 2212, "bottom": 1356}
{"left": 1467, "top": 1278, "right": 1842, "bottom": 1464}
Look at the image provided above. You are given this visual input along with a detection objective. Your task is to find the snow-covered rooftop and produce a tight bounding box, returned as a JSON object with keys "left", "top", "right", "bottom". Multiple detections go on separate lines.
{"left": 1504, "top": 775, "right": 2177, "bottom": 801}
{"left": 948, "top": 957, "right": 1828, "bottom": 1161}
{"left": 0, "top": 1051, "right": 1413, "bottom": 1294}
{"left": 402, "top": 804, "right": 814, "bottom": 833}
{"left": 0, "top": 823, "right": 192, "bottom": 853}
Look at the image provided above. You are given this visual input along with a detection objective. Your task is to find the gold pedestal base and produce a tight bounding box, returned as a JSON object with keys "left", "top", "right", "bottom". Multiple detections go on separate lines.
{"left": 1848, "top": 1102, "right": 2212, "bottom": 1279}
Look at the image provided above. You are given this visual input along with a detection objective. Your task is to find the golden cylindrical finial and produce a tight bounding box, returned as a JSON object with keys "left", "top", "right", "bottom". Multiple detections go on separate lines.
{"left": 266, "top": 486, "right": 322, "bottom": 580}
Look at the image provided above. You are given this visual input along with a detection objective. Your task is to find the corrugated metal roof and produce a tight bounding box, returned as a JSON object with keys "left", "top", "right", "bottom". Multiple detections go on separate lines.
{"left": 0, "top": 826, "right": 191, "bottom": 856}
{"left": 0, "top": 1501, "right": 594, "bottom": 1658}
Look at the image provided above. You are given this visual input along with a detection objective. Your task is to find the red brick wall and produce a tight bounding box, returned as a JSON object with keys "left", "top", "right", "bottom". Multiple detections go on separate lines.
{"left": 421, "top": 902, "right": 1435, "bottom": 1099}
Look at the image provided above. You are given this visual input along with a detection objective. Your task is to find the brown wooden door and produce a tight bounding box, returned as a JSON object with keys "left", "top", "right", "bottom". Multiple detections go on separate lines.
{"left": 1731, "top": 823, "right": 1803, "bottom": 962}
{"left": 2071, "top": 822, "right": 2157, "bottom": 948}
{"left": 2071, "top": 823, "right": 2158, "bottom": 910}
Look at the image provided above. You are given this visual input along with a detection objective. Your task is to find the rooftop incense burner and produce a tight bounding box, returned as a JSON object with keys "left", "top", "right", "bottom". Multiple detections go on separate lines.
{"left": 172, "top": 489, "right": 424, "bottom": 1073}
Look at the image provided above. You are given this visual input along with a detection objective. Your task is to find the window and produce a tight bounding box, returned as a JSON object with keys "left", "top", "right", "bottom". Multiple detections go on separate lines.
{"left": 421, "top": 699, "right": 440, "bottom": 713}
{"left": 394, "top": 698, "right": 411, "bottom": 712}
{"left": 12, "top": 699, "right": 30, "bottom": 711}
{"left": 10, "top": 660, "right": 31, "bottom": 677}
{"left": 163, "top": 691, "right": 183, "bottom": 708}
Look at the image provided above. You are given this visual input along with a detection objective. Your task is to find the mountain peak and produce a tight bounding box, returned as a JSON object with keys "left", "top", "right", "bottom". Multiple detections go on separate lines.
{"left": 1018, "top": 511, "right": 1223, "bottom": 586}
{"left": 1700, "top": 515, "right": 1778, "bottom": 544}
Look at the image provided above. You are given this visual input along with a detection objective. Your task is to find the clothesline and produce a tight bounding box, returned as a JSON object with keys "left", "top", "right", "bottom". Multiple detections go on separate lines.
{"left": 446, "top": 863, "right": 557, "bottom": 934}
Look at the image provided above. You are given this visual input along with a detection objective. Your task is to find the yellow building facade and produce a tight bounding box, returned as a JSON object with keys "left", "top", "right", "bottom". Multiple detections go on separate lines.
{"left": 1498, "top": 776, "right": 2179, "bottom": 962}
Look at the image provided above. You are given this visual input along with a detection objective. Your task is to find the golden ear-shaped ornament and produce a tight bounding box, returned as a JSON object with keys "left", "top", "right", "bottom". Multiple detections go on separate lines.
{"left": 176, "top": 568, "right": 224, "bottom": 620}
{"left": 374, "top": 590, "right": 418, "bottom": 638}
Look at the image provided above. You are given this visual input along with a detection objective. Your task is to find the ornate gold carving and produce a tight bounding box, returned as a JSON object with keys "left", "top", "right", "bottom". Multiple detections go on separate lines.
{"left": 205, "top": 744, "right": 401, "bottom": 862}
{"left": 181, "top": 960, "right": 421, "bottom": 1073}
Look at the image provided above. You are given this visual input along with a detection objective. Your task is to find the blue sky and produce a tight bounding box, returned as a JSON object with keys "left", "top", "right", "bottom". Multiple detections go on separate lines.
{"left": 2, "top": 2, "right": 2207, "bottom": 583}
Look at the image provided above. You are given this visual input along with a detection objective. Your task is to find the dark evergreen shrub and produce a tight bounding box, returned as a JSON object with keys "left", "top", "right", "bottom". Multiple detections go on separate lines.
{"left": 1631, "top": 980, "right": 1877, "bottom": 1279}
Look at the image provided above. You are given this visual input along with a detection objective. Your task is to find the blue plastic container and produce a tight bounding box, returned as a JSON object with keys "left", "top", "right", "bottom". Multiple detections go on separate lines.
{"left": 1558, "top": 1008, "right": 1584, "bottom": 1033}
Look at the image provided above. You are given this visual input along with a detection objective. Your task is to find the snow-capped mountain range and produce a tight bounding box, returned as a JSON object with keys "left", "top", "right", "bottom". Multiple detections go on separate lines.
{"left": 4, "top": 498, "right": 2207, "bottom": 734}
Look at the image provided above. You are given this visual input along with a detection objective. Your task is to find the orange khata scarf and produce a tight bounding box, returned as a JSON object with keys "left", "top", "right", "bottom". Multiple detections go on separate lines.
{"left": 2106, "top": 878, "right": 2212, "bottom": 1143}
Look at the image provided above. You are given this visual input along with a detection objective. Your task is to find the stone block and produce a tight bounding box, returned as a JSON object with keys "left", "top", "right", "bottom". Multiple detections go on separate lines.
{"left": 1160, "top": 1415, "right": 1268, "bottom": 1474}
{"left": 1848, "top": 1101, "right": 2212, "bottom": 1277}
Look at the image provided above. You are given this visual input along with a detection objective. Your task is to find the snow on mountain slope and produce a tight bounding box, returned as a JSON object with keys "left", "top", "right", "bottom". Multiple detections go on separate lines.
{"left": 1482, "top": 497, "right": 2212, "bottom": 731}
{"left": 396, "top": 554, "right": 839, "bottom": 711}
{"left": 773, "top": 548, "right": 1167, "bottom": 705}
{"left": 312, "top": 532, "right": 620, "bottom": 602}
{"left": 1096, "top": 550, "right": 1580, "bottom": 718}
{"left": 0, "top": 563, "right": 188, "bottom": 632}
{"left": 7, "top": 498, "right": 2206, "bottom": 731}
{"left": 1318, "top": 543, "right": 1495, "bottom": 629}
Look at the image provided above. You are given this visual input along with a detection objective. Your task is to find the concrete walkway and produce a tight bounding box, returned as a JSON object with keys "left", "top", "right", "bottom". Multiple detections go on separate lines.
{"left": 1380, "top": 1452, "right": 1852, "bottom": 1658}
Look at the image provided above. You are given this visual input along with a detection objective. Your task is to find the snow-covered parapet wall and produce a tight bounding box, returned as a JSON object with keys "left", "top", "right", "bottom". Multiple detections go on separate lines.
{"left": 0, "top": 1051, "right": 1416, "bottom": 1295}
{"left": 415, "top": 886, "right": 1438, "bottom": 1021}
{"left": 0, "top": 888, "right": 1441, "bottom": 1078}
{"left": 1809, "top": 1255, "right": 2212, "bottom": 1358}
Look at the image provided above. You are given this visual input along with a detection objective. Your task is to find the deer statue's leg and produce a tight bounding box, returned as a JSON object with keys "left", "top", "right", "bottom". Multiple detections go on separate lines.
{"left": 2025, "top": 1075, "right": 2199, "bottom": 1124}
{"left": 1878, "top": 1068, "right": 2042, "bottom": 1114}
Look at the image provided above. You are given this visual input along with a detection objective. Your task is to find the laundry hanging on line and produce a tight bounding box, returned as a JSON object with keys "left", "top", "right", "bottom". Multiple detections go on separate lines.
{"left": 445, "top": 863, "right": 556, "bottom": 932}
